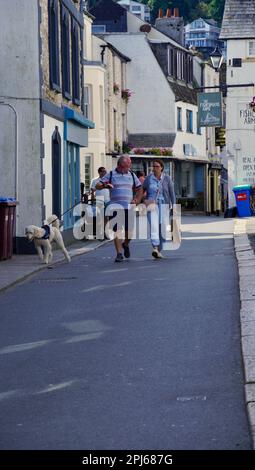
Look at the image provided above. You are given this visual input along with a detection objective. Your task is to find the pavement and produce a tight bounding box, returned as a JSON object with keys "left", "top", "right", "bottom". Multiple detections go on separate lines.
{"left": 0, "top": 238, "right": 109, "bottom": 293}
{"left": 234, "top": 216, "right": 255, "bottom": 449}
{"left": 0, "top": 218, "right": 255, "bottom": 448}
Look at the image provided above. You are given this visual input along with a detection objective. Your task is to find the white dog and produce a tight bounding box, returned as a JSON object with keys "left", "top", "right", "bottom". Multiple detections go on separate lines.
{"left": 25, "top": 215, "right": 71, "bottom": 264}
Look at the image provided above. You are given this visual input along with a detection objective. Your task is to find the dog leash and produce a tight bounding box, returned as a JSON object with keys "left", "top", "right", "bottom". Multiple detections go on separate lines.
{"left": 47, "top": 196, "right": 90, "bottom": 226}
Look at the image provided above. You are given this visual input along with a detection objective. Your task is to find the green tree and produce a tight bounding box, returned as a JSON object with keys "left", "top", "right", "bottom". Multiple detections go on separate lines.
{"left": 208, "top": 0, "right": 225, "bottom": 23}
{"left": 191, "top": 1, "right": 211, "bottom": 20}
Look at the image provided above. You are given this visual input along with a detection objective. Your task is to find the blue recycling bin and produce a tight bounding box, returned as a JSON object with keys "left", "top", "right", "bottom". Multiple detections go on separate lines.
{"left": 233, "top": 185, "right": 253, "bottom": 217}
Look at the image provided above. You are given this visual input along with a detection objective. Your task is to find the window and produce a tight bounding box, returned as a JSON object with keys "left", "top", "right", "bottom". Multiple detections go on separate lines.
{"left": 197, "top": 112, "right": 201, "bottom": 135}
{"left": 99, "top": 85, "right": 104, "bottom": 128}
{"left": 248, "top": 41, "right": 255, "bottom": 57}
{"left": 71, "top": 19, "right": 80, "bottom": 105}
{"left": 186, "top": 110, "right": 193, "bottom": 133}
{"left": 177, "top": 107, "right": 182, "bottom": 131}
{"left": 132, "top": 5, "right": 141, "bottom": 12}
{"left": 84, "top": 155, "right": 92, "bottom": 192}
{"left": 61, "top": 6, "right": 71, "bottom": 99}
{"left": 92, "top": 25, "right": 106, "bottom": 34}
{"left": 193, "top": 20, "right": 204, "bottom": 29}
{"left": 84, "top": 85, "right": 93, "bottom": 120}
{"left": 48, "top": 0, "right": 60, "bottom": 91}
{"left": 168, "top": 47, "right": 174, "bottom": 76}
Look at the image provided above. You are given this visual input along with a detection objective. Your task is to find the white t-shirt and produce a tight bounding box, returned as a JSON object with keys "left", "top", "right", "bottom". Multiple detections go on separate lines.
{"left": 90, "top": 177, "right": 110, "bottom": 203}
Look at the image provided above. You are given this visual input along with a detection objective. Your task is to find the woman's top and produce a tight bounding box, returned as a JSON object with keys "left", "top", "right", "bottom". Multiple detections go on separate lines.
{"left": 143, "top": 173, "right": 176, "bottom": 207}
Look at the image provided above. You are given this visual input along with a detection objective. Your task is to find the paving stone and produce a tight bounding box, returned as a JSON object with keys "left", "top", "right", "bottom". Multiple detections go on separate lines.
{"left": 245, "top": 383, "right": 255, "bottom": 403}
{"left": 242, "top": 335, "right": 255, "bottom": 357}
{"left": 241, "top": 321, "right": 255, "bottom": 337}
{"left": 243, "top": 356, "right": 255, "bottom": 383}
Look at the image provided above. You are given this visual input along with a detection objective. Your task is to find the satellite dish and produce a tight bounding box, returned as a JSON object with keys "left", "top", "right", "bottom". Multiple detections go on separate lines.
{"left": 140, "top": 24, "right": 151, "bottom": 33}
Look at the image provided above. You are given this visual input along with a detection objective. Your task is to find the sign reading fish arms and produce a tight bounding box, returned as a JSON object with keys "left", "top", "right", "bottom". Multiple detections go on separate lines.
{"left": 197, "top": 92, "right": 223, "bottom": 127}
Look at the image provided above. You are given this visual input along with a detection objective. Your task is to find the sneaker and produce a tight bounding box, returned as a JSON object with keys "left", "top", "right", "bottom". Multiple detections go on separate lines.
{"left": 115, "top": 253, "right": 124, "bottom": 262}
{"left": 122, "top": 242, "right": 130, "bottom": 258}
{"left": 152, "top": 247, "right": 159, "bottom": 259}
{"left": 157, "top": 251, "right": 163, "bottom": 259}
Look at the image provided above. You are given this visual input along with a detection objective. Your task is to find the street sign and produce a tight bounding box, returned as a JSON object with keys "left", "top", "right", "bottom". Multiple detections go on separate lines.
{"left": 215, "top": 127, "right": 226, "bottom": 147}
{"left": 197, "top": 92, "right": 223, "bottom": 127}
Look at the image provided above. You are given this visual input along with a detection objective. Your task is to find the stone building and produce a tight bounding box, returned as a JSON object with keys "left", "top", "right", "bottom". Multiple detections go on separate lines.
{"left": 0, "top": 0, "right": 94, "bottom": 252}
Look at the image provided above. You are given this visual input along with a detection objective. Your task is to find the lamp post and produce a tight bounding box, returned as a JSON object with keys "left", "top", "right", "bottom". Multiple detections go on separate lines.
{"left": 209, "top": 45, "right": 223, "bottom": 72}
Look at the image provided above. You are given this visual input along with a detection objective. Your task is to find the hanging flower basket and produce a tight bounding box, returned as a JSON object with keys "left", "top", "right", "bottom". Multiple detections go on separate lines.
{"left": 249, "top": 96, "right": 255, "bottom": 110}
{"left": 121, "top": 89, "right": 133, "bottom": 103}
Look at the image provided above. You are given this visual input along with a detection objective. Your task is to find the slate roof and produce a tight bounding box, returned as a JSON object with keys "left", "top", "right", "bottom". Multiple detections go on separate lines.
{"left": 220, "top": 0, "right": 255, "bottom": 39}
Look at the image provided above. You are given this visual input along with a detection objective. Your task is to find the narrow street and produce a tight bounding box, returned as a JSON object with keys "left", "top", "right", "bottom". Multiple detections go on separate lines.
{"left": 0, "top": 216, "right": 251, "bottom": 450}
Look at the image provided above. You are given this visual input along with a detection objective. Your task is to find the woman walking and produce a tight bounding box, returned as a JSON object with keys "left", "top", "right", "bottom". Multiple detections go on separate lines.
{"left": 143, "top": 159, "right": 176, "bottom": 258}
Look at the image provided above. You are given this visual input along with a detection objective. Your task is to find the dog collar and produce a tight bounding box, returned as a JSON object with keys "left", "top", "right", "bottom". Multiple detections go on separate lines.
{"left": 41, "top": 224, "right": 51, "bottom": 240}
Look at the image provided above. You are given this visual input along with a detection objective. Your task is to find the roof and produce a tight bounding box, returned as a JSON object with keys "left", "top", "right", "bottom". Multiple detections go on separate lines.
{"left": 220, "top": 0, "right": 255, "bottom": 39}
{"left": 90, "top": 0, "right": 126, "bottom": 21}
{"left": 101, "top": 41, "right": 131, "bottom": 62}
{"left": 167, "top": 80, "right": 197, "bottom": 105}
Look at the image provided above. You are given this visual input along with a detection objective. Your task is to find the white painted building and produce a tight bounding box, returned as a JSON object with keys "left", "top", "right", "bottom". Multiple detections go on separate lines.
{"left": 117, "top": 0, "right": 151, "bottom": 23}
{"left": 105, "top": 11, "right": 210, "bottom": 211}
{"left": 220, "top": 0, "right": 255, "bottom": 206}
{"left": 81, "top": 12, "right": 107, "bottom": 191}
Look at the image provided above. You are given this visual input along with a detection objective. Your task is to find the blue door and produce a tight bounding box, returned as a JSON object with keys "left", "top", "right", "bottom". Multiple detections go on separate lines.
{"left": 64, "top": 142, "right": 80, "bottom": 228}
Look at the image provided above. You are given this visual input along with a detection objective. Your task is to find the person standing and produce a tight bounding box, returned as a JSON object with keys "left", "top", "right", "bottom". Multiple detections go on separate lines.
{"left": 90, "top": 167, "right": 110, "bottom": 206}
{"left": 96, "top": 156, "right": 143, "bottom": 262}
{"left": 143, "top": 159, "right": 176, "bottom": 259}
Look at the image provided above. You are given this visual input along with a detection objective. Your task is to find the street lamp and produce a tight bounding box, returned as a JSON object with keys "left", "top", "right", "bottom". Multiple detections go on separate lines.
{"left": 209, "top": 46, "right": 223, "bottom": 72}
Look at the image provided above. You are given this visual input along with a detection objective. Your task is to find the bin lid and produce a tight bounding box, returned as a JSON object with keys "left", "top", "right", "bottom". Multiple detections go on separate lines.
{"left": 233, "top": 185, "right": 252, "bottom": 191}
{"left": 0, "top": 197, "right": 16, "bottom": 202}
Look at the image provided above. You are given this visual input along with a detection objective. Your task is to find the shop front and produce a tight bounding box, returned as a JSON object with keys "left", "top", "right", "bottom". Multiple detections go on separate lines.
{"left": 174, "top": 160, "right": 207, "bottom": 212}
{"left": 130, "top": 155, "right": 174, "bottom": 177}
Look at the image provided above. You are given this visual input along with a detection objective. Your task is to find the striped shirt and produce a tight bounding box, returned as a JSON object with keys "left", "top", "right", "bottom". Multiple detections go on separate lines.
{"left": 100, "top": 169, "right": 141, "bottom": 209}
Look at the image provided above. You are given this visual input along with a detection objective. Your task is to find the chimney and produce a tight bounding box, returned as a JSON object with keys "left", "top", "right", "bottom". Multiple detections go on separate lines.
{"left": 173, "top": 7, "right": 179, "bottom": 17}
{"left": 166, "top": 8, "right": 171, "bottom": 18}
{"left": 158, "top": 8, "right": 163, "bottom": 18}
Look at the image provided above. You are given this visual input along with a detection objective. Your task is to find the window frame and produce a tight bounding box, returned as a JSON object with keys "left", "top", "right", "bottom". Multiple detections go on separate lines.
{"left": 186, "top": 110, "right": 193, "bottom": 133}
{"left": 71, "top": 18, "right": 81, "bottom": 106}
{"left": 177, "top": 107, "right": 182, "bottom": 131}
{"left": 247, "top": 40, "right": 255, "bottom": 57}
{"left": 61, "top": 6, "right": 71, "bottom": 100}
{"left": 48, "top": 0, "right": 61, "bottom": 92}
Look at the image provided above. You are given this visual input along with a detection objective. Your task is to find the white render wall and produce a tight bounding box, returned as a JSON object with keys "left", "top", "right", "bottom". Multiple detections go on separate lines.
{"left": 0, "top": 0, "right": 41, "bottom": 236}
{"left": 42, "top": 116, "right": 64, "bottom": 219}
{"left": 225, "top": 39, "right": 255, "bottom": 206}
{"left": 106, "top": 33, "right": 176, "bottom": 135}
{"left": 174, "top": 102, "right": 207, "bottom": 160}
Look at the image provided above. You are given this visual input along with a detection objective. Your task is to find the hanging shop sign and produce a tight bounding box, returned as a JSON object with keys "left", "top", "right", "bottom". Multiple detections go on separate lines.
{"left": 197, "top": 92, "right": 223, "bottom": 127}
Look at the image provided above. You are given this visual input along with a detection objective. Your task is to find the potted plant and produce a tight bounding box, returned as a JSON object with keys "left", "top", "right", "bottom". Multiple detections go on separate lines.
{"left": 113, "top": 83, "right": 120, "bottom": 94}
{"left": 249, "top": 96, "right": 255, "bottom": 110}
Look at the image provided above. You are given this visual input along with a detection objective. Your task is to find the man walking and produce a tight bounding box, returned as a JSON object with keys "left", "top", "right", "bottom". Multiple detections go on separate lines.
{"left": 96, "top": 156, "right": 143, "bottom": 262}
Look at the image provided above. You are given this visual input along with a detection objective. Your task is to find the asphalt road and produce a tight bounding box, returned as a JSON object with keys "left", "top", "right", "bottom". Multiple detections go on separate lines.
{"left": 0, "top": 216, "right": 251, "bottom": 450}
